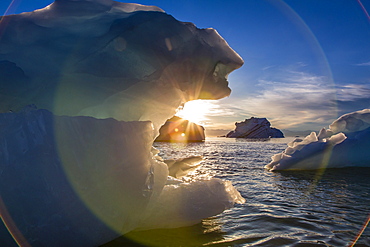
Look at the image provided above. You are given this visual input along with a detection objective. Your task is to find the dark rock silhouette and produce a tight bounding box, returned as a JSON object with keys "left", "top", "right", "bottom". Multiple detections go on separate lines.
{"left": 155, "top": 116, "right": 205, "bottom": 142}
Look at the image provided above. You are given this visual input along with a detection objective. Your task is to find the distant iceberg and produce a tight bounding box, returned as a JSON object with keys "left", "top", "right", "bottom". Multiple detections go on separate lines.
{"left": 155, "top": 116, "right": 205, "bottom": 142}
{"left": 266, "top": 109, "right": 370, "bottom": 171}
{"left": 227, "top": 117, "right": 284, "bottom": 138}
{"left": 0, "top": 0, "right": 244, "bottom": 246}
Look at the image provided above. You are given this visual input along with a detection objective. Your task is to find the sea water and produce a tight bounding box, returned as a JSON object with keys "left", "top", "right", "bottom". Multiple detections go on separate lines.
{"left": 104, "top": 137, "right": 370, "bottom": 247}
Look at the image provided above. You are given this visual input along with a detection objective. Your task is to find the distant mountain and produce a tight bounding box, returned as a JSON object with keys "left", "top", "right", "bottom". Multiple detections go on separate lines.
{"left": 282, "top": 129, "right": 317, "bottom": 137}
{"left": 205, "top": 129, "right": 230, "bottom": 137}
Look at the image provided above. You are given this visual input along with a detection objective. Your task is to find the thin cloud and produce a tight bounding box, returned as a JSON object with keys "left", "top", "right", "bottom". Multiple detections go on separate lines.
{"left": 354, "top": 61, "right": 370, "bottom": 66}
{"left": 237, "top": 71, "right": 338, "bottom": 129}
{"left": 204, "top": 70, "right": 370, "bottom": 131}
{"left": 336, "top": 84, "right": 370, "bottom": 101}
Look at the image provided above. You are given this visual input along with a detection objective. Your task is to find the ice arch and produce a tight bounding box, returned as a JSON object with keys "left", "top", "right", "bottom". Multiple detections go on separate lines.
{"left": 0, "top": 1, "right": 244, "bottom": 246}
{"left": 0, "top": 0, "right": 242, "bottom": 136}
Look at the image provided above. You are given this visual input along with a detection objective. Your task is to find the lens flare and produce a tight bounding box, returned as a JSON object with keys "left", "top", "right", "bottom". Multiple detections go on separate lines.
{"left": 357, "top": 0, "right": 370, "bottom": 20}
{"left": 349, "top": 214, "right": 370, "bottom": 247}
{"left": 0, "top": 196, "right": 30, "bottom": 247}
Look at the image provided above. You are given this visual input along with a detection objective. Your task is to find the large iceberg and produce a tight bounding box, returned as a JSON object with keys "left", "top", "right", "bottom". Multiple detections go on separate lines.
{"left": 0, "top": 1, "right": 244, "bottom": 246}
{"left": 265, "top": 109, "right": 370, "bottom": 171}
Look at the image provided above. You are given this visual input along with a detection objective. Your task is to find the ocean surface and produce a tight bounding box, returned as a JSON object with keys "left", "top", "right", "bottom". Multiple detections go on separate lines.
{"left": 105, "top": 137, "right": 370, "bottom": 247}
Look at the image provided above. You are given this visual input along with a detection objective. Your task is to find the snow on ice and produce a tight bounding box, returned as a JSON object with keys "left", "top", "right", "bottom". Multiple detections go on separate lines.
{"left": 266, "top": 109, "right": 370, "bottom": 171}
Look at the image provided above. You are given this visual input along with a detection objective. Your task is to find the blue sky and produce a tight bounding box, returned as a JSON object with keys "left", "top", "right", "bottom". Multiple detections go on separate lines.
{"left": 1, "top": 0, "right": 370, "bottom": 132}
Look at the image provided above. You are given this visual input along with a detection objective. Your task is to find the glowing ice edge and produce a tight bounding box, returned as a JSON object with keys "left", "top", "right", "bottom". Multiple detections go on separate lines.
{"left": 0, "top": 0, "right": 244, "bottom": 246}
{"left": 266, "top": 109, "right": 370, "bottom": 171}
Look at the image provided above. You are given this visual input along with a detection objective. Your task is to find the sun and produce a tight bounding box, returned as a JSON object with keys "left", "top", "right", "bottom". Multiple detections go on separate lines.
{"left": 176, "top": 100, "right": 213, "bottom": 125}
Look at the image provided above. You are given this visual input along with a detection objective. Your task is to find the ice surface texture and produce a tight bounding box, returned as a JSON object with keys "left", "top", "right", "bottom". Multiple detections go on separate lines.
{"left": 0, "top": 107, "right": 157, "bottom": 246}
{"left": 0, "top": 0, "right": 242, "bottom": 136}
{"left": 0, "top": 0, "right": 244, "bottom": 246}
{"left": 266, "top": 109, "right": 370, "bottom": 171}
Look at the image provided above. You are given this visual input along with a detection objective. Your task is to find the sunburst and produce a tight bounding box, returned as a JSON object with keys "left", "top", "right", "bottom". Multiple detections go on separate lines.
{"left": 176, "top": 100, "right": 213, "bottom": 125}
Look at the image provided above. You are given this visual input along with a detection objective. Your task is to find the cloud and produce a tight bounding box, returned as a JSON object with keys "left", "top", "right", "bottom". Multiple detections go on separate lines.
{"left": 334, "top": 84, "right": 370, "bottom": 116}
{"left": 355, "top": 61, "right": 370, "bottom": 66}
{"left": 233, "top": 71, "right": 338, "bottom": 129}
{"left": 207, "top": 70, "right": 370, "bottom": 131}
{"left": 336, "top": 84, "right": 370, "bottom": 101}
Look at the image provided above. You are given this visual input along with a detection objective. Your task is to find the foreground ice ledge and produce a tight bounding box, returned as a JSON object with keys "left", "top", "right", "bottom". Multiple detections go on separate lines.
{"left": 266, "top": 109, "right": 370, "bottom": 171}
{"left": 0, "top": 107, "right": 245, "bottom": 246}
{"left": 0, "top": 0, "right": 244, "bottom": 246}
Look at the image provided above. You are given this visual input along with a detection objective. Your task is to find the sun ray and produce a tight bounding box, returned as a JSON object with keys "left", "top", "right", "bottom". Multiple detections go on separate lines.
{"left": 175, "top": 100, "right": 213, "bottom": 125}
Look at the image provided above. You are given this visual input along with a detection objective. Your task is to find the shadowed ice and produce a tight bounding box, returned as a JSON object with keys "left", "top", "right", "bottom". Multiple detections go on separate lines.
{"left": 0, "top": 0, "right": 244, "bottom": 246}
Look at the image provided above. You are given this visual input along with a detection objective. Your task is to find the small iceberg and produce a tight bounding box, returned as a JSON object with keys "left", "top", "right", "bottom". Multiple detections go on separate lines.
{"left": 155, "top": 116, "right": 205, "bottom": 142}
{"left": 266, "top": 109, "right": 370, "bottom": 171}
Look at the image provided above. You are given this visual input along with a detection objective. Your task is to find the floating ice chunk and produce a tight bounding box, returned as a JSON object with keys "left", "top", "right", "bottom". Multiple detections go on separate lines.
{"left": 266, "top": 109, "right": 370, "bottom": 171}
{"left": 164, "top": 156, "right": 203, "bottom": 178}
{"left": 136, "top": 178, "right": 245, "bottom": 230}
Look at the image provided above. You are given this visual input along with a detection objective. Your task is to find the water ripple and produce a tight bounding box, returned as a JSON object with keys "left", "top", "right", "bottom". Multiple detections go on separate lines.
{"left": 105, "top": 138, "right": 370, "bottom": 247}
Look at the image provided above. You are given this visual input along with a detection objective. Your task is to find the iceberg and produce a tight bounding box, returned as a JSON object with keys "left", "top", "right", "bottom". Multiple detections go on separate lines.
{"left": 226, "top": 117, "right": 284, "bottom": 138}
{"left": 0, "top": 0, "right": 243, "bottom": 135}
{"left": 265, "top": 109, "right": 370, "bottom": 171}
{"left": 155, "top": 116, "right": 205, "bottom": 142}
{"left": 163, "top": 156, "right": 204, "bottom": 178}
{"left": 0, "top": 1, "right": 244, "bottom": 246}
